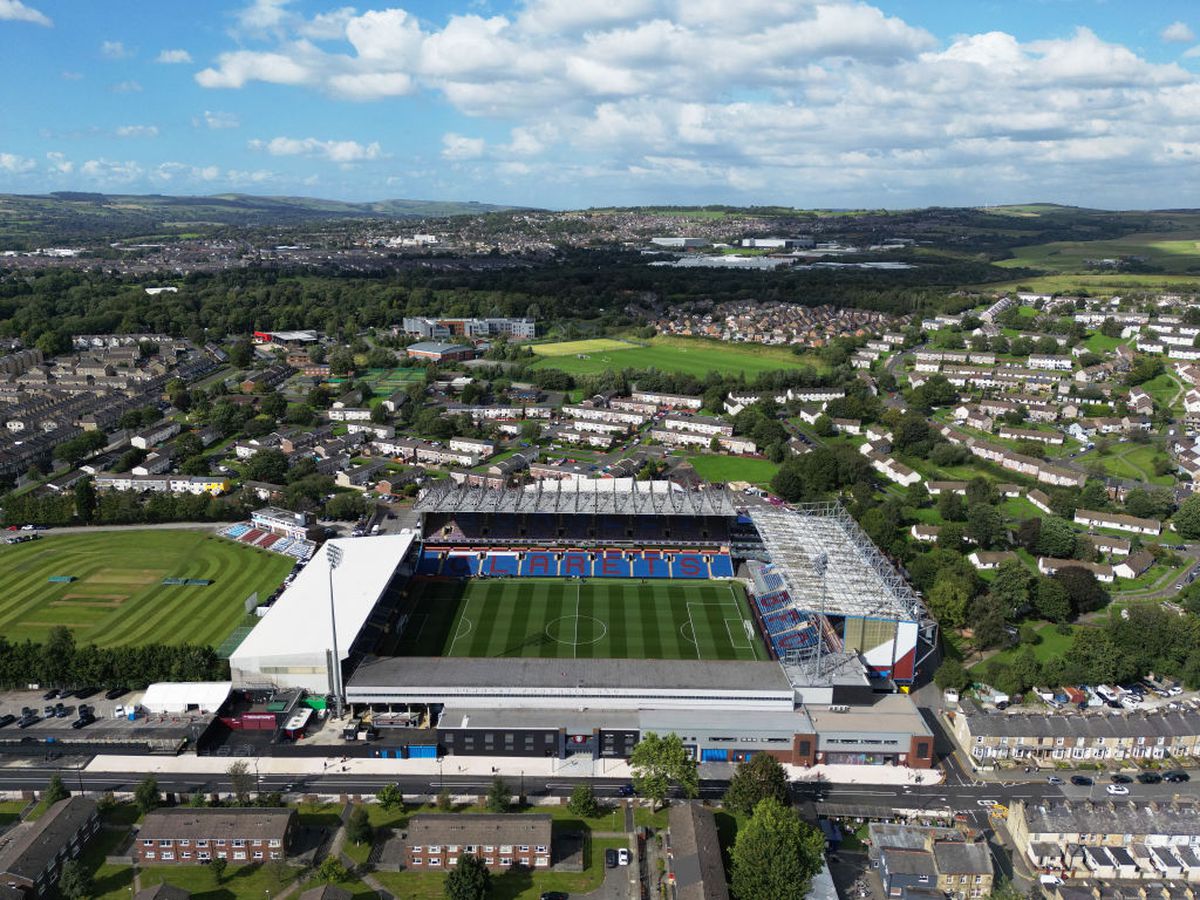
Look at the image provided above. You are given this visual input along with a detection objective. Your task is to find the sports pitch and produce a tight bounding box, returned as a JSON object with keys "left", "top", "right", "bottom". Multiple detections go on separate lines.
{"left": 0, "top": 530, "right": 294, "bottom": 647}
{"left": 386, "top": 578, "right": 767, "bottom": 661}
{"left": 529, "top": 336, "right": 826, "bottom": 378}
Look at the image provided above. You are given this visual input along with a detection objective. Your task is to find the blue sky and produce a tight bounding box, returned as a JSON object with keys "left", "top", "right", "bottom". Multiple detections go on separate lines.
{"left": 2, "top": 0, "right": 1200, "bottom": 209}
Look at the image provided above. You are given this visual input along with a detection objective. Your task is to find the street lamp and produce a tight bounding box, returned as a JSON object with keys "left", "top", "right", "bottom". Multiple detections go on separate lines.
{"left": 326, "top": 543, "right": 345, "bottom": 719}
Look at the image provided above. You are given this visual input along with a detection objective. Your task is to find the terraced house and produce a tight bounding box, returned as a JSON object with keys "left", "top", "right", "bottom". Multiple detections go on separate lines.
{"left": 952, "top": 699, "right": 1200, "bottom": 762}
{"left": 135, "top": 808, "right": 296, "bottom": 865}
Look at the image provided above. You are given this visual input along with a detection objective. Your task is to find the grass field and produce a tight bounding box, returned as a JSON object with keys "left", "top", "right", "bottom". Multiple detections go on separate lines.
{"left": 529, "top": 335, "right": 824, "bottom": 378}
{"left": 386, "top": 578, "right": 765, "bottom": 661}
{"left": 0, "top": 530, "right": 294, "bottom": 646}
{"left": 1075, "top": 442, "right": 1173, "bottom": 486}
{"left": 684, "top": 454, "right": 779, "bottom": 486}
{"left": 995, "top": 232, "right": 1200, "bottom": 275}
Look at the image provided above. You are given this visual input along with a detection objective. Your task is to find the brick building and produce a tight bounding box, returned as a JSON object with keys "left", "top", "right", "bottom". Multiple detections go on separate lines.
{"left": 136, "top": 808, "right": 297, "bottom": 865}
{"left": 403, "top": 814, "right": 552, "bottom": 871}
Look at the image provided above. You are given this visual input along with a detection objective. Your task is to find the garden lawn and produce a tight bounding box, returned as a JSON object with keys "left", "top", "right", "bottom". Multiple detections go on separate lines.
{"left": 1075, "top": 443, "right": 1174, "bottom": 486}
{"left": 968, "top": 623, "right": 1076, "bottom": 673}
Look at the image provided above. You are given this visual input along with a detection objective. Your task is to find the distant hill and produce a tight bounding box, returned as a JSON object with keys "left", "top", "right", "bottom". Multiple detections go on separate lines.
{"left": 0, "top": 192, "right": 528, "bottom": 248}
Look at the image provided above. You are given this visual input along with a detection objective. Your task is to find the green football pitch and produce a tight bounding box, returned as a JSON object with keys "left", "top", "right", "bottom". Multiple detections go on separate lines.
{"left": 0, "top": 530, "right": 294, "bottom": 647}
{"left": 385, "top": 578, "right": 767, "bottom": 661}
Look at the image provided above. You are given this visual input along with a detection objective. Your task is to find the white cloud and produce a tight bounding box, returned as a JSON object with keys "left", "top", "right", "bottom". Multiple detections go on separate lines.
{"left": 156, "top": 48, "right": 193, "bottom": 64}
{"left": 101, "top": 40, "right": 131, "bottom": 60}
{"left": 249, "top": 136, "right": 384, "bottom": 162}
{"left": 60, "top": 70, "right": 82, "bottom": 80}
{"left": 192, "top": 0, "right": 1200, "bottom": 205}
{"left": 45, "top": 151, "right": 72, "bottom": 174}
{"left": 80, "top": 158, "right": 144, "bottom": 183}
{"left": 0, "top": 0, "right": 50, "bottom": 26}
{"left": 111, "top": 80, "right": 143, "bottom": 93}
{"left": 1163, "top": 21, "right": 1195, "bottom": 43}
{"left": 441, "top": 133, "right": 486, "bottom": 160}
{"left": 195, "top": 110, "right": 240, "bottom": 130}
{"left": 115, "top": 125, "right": 158, "bottom": 138}
{"left": 0, "top": 152, "right": 36, "bottom": 174}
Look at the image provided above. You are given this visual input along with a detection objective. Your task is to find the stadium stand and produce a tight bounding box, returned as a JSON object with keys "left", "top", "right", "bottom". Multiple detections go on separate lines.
{"left": 421, "top": 512, "right": 732, "bottom": 548}
{"left": 221, "top": 522, "right": 315, "bottom": 560}
{"left": 415, "top": 548, "right": 735, "bottom": 580}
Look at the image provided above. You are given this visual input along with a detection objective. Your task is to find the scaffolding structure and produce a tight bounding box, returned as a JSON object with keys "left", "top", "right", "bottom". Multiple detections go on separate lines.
{"left": 749, "top": 502, "right": 924, "bottom": 621}
{"left": 414, "top": 477, "right": 737, "bottom": 518}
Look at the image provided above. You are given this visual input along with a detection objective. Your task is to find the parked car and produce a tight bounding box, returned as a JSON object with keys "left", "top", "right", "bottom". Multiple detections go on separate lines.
{"left": 618, "top": 848, "right": 630, "bottom": 866}
{"left": 1109, "top": 774, "right": 1133, "bottom": 784}
{"left": 1070, "top": 776, "right": 1093, "bottom": 786}
{"left": 0, "top": 714, "right": 15, "bottom": 728}
{"left": 1046, "top": 775, "right": 1064, "bottom": 785}
{"left": 605, "top": 849, "right": 618, "bottom": 868}
{"left": 617, "top": 783, "right": 635, "bottom": 797}
{"left": 1163, "top": 770, "right": 1190, "bottom": 783}
{"left": 104, "top": 687, "right": 127, "bottom": 700}
{"left": 42, "top": 689, "right": 59, "bottom": 701}
{"left": 1106, "top": 785, "right": 1130, "bottom": 796}
{"left": 1136, "top": 772, "right": 1163, "bottom": 784}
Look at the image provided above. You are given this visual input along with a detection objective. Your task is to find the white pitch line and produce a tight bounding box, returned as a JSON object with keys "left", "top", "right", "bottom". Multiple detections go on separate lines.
{"left": 448, "top": 592, "right": 475, "bottom": 656}
{"left": 573, "top": 579, "right": 580, "bottom": 659}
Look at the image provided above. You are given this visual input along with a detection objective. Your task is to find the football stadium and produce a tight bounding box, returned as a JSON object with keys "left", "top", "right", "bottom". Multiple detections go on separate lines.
{"left": 230, "top": 479, "right": 938, "bottom": 770}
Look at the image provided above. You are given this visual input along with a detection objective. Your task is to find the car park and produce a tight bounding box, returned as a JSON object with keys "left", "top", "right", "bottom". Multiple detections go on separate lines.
{"left": 1137, "top": 772, "right": 1162, "bottom": 784}
{"left": 1070, "top": 776, "right": 1093, "bottom": 786}
{"left": 104, "top": 687, "right": 127, "bottom": 700}
{"left": 1106, "top": 785, "right": 1130, "bottom": 795}
{"left": 18, "top": 714, "right": 39, "bottom": 729}
{"left": 42, "top": 689, "right": 59, "bottom": 701}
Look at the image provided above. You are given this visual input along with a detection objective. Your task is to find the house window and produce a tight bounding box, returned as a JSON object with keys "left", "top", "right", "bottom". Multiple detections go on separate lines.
{"left": 411, "top": 858, "right": 422, "bottom": 866}
{"left": 232, "top": 840, "right": 245, "bottom": 848}
{"left": 429, "top": 845, "right": 442, "bottom": 854}
{"left": 252, "top": 840, "right": 263, "bottom": 847}
{"left": 180, "top": 840, "right": 190, "bottom": 847}
{"left": 449, "top": 856, "right": 459, "bottom": 866}
{"left": 143, "top": 840, "right": 154, "bottom": 847}
{"left": 198, "top": 852, "right": 210, "bottom": 861}
{"left": 217, "top": 851, "right": 228, "bottom": 860}
{"left": 217, "top": 840, "right": 227, "bottom": 847}
{"left": 411, "top": 846, "right": 422, "bottom": 853}
{"left": 268, "top": 839, "right": 281, "bottom": 848}
{"left": 145, "top": 852, "right": 156, "bottom": 860}
{"left": 161, "top": 853, "right": 175, "bottom": 861}
{"left": 485, "top": 857, "right": 495, "bottom": 866}
{"left": 234, "top": 851, "right": 246, "bottom": 861}
{"left": 253, "top": 851, "right": 263, "bottom": 860}
{"left": 197, "top": 840, "right": 209, "bottom": 848}
{"left": 465, "top": 845, "right": 476, "bottom": 853}
{"left": 535, "top": 845, "right": 548, "bottom": 854}
{"left": 535, "top": 857, "right": 549, "bottom": 867}
{"left": 270, "top": 852, "right": 281, "bottom": 860}
{"left": 429, "top": 858, "right": 441, "bottom": 867}
{"left": 518, "top": 845, "right": 529, "bottom": 853}
{"left": 182, "top": 853, "right": 192, "bottom": 860}
{"left": 501, "top": 857, "right": 512, "bottom": 867}
{"left": 159, "top": 840, "right": 173, "bottom": 848}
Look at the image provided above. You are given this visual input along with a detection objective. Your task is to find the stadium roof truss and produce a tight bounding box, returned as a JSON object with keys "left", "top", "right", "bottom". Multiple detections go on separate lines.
{"left": 749, "top": 502, "right": 929, "bottom": 624}
{"left": 414, "top": 477, "right": 737, "bottom": 518}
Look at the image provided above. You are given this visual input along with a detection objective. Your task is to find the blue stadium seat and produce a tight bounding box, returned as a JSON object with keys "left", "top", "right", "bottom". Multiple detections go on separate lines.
{"left": 709, "top": 554, "right": 735, "bottom": 578}
{"left": 416, "top": 551, "right": 443, "bottom": 576}
{"left": 670, "top": 553, "right": 708, "bottom": 579}
{"left": 631, "top": 553, "right": 670, "bottom": 579}
{"left": 442, "top": 554, "right": 479, "bottom": 577}
{"left": 593, "top": 552, "right": 631, "bottom": 578}
{"left": 482, "top": 553, "right": 519, "bottom": 576}
{"left": 521, "top": 552, "right": 558, "bottom": 577}
{"left": 560, "top": 551, "right": 591, "bottom": 578}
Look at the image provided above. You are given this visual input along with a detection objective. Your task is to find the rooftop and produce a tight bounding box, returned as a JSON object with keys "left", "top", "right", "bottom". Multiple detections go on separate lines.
{"left": 1017, "top": 798, "right": 1200, "bottom": 838}
{"left": 669, "top": 804, "right": 730, "bottom": 900}
{"left": 230, "top": 533, "right": 415, "bottom": 664}
{"left": 0, "top": 797, "right": 96, "bottom": 882}
{"left": 414, "top": 477, "right": 736, "bottom": 518}
{"left": 139, "top": 808, "right": 296, "bottom": 841}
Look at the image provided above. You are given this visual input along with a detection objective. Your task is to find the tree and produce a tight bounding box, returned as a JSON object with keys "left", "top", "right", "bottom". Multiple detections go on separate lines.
{"left": 73, "top": 476, "right": 97, "bottom": 524}
{"left": 378, "top": 782, "right": 404, "bottom": 811}
{"left": 135, "top": 775, "right": 161, "bottom": 814}
{"left": 730, "top": 797, "right": 825, "bottom": 900}
{"left": 927, "top": 573, "right": 972, "bottom": 629}
{"left": 437, "top": 789, "right": 453, "bottom": 811}
{"left": 325, "top": 492, "right": 366, "bottom": 520}
{"left": 1034, "top": 578, "right": 1072, "bottom": 623}
{"left": 227, "top": 760, "right": 254, "bottom": 805}
{"left": 57, "top": 860, "right": 92, "bottom": 900}
{"left": 934, "top": 659, "right": 970, "bottom": 693}
{"left": 346, "top": 805, "right": 372, "bottom": 845}
{"left": 970, "top": 594, "right": 1011, "bottom": 650}
{"left": 991, "top": 559, "right": 1033, "bottom": 616}
{"left": 260, "top": 391, "right": 287, "bottom": 419}
{"left": 211, "top": 857, "right": 228, "bottom": 884}
{"left": 229, "top": 340, "right": 253, "bottom": 368}
{"left": 937, "top": 491, "right": 966, "bottom": 523}
{"left": 629, "top": 732, "right": 699, "bottom": 809}
{"left": 43, "top": 774, "right": 69, "bottom": 804}
{"left": 1053, "top": 566, "right": 1109, "bottom": 617}
{"left": 244, "top": 449, "right": 289, "bottom": 484}
{"left": 316, "top": 857, "right": 348, "bottom": 883}
{"left": 1037, "top": 517, "right": 1077, "bottom": 558}
{"left": 723, "top": 752, "right": 790, "bottom": 816}
{"left": 485, "top": 777, "right": 511, "bottom": 813}
{"left": 1175, "top": 495, "right": 1200, "bottom": 539}
{"left": 567, "top": 784, "right": 601, "bottom": 819}
{"left": 444, "top": 853, "right": 491, "bottom": 900}
{"left": 965, "top": 504, "right": 1004, "bottom": 549}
